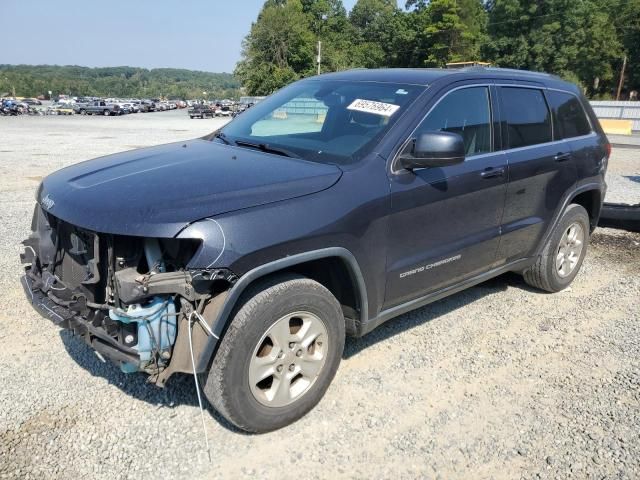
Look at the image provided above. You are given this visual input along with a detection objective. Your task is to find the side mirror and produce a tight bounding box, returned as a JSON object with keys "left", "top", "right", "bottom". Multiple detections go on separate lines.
{"left": 399, "top": 131, "right": 465, "bottom": 170}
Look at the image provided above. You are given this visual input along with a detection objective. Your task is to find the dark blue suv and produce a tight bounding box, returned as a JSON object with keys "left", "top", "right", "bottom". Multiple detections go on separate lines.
{"left": 21, "top": 68, "right": 609, "bottom": 432}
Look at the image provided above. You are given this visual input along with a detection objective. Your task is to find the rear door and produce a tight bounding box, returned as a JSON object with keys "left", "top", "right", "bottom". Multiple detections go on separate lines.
{"left": 495, "top": 85, "right": 577, "bottom": 262}
{"left": 384, "top": 84, "right": 508, "bottom": 308}
{"left": 545, "top": 89, "right": 602, "bottom": 193}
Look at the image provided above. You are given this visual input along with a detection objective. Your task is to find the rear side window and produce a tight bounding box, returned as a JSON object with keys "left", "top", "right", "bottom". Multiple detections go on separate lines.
{"left": 546, "top": 91, "right": 591, "bottom": 139}
{"left": 500, "top": 87, "right": 552, "bottom": 148}
{"left": 413, "top": 86, "right": 492, "bottom": 157}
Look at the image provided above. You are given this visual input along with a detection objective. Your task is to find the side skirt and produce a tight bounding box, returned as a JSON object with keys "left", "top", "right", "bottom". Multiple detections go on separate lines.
{"left": 357, "top": 258, "right": 534, "bottom": 336}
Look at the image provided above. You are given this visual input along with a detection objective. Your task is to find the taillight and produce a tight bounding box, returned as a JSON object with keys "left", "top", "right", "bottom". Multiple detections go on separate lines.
{"left": 605, "top": 142, "right": 612, "bottom": 158}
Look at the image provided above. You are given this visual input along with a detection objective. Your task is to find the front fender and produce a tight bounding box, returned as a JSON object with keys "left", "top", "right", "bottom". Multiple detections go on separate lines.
{"left": 191, "top": 247, "right": 368, "bottom": 373}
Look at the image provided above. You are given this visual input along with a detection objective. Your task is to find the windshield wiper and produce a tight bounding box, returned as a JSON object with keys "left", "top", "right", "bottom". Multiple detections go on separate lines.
{"left": 213, "top": 131, "right": 231, "bottom": 145}
{"left": 234, "top": 139, "right": 298, "bottom": 158}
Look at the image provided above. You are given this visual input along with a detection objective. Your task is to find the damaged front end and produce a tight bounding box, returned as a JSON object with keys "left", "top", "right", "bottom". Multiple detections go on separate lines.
{"left": 21, "top": 205, "right": 235, "bottom": 385}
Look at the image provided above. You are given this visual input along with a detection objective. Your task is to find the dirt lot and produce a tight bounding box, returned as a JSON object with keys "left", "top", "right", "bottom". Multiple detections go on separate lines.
{"left": 0, "top": 112, "right": 639, "bottom": 480}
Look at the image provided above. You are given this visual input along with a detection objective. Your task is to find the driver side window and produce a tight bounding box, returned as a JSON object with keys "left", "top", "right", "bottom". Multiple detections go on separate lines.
{"left": 413, "top": 86, "right": 492, "bottom": 158}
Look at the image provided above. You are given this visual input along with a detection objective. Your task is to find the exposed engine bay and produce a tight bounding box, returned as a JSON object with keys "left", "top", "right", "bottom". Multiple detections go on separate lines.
{"left": 21, "top": 205, "right": 235, "bottom": 384}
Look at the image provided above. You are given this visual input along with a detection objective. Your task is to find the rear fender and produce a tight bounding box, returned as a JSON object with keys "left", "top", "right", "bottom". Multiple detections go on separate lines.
{"left": 534, "top": 183, "right": 605, "bottom": 257}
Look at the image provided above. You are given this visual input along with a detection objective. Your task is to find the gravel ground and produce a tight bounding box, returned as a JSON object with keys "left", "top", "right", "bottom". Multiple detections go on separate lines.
{"left": 1, "top": 112, "right": 639, "bottom": 480}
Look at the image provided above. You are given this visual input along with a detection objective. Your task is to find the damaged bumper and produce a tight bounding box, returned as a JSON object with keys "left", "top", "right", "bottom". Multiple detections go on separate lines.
{"left": 20, "top": 205, "right": 235, "bottom": 385}
{"left": 21, "top": 272, "right": 141, "bottom": 366}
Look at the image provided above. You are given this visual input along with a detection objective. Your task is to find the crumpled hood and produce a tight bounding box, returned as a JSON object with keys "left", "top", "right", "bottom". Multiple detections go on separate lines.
{"left": 38, "top": 139, "right": 342, "bottom": 237}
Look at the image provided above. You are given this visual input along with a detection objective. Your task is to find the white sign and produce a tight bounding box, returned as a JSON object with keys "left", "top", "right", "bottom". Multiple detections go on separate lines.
{"left": 347, "top": 99, "right": 400, "bottom": 117}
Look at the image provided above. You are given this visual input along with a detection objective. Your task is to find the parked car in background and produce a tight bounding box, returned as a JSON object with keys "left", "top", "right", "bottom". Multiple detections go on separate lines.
{"left": 79, "top": 101, "right": 121, "bottom": 116}
{"left": 1, "top": 99, "right": 27, "bottom": 115}
{"left": 232, "top": 103, "right": 253, "bottom": 118}
{"left": 21, "top": 98, "right": 42, "bottom": 106}
{"left": 216, "top": 105, "right": 233, "bottom": 117}
{"left": 142, "top": 100, "right": 156, "bottom": 112}
{"left": 130, "top": 101, "right": 143, "bottom": 112}
{"left": 47, "top": 103, "right": 75, "bottom": 115}
{"left": 188, "top": 103, "right": 215, "bottom": 119}
{"left": 4, "top": 99, "right": 30, "bottom": 114}
{"left": 117, "top": 103, "right": 133, "bottom": 114}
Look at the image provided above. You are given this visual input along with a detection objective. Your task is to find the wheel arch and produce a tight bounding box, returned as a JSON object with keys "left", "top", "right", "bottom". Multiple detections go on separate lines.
{"left": 534, "top": 183, "right": 604, "bottom": 258}
{"left": 570, "top": 188, "right": 603, "bottom": 232}
{"left": 195, "top": 247, "right": 368, "bottom": 372}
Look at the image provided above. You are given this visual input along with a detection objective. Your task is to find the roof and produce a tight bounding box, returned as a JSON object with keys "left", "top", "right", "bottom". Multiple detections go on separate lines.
{"left": 312, "top": 67, "right": 577, "bottom": 92}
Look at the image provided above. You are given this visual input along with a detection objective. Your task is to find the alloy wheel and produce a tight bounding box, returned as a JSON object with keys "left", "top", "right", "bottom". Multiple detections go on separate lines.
{"left": 556, "top": 222, "right": 585, "bottom": 277}
{"left": 248, "top": 311, "right": 328, "bottom": 408}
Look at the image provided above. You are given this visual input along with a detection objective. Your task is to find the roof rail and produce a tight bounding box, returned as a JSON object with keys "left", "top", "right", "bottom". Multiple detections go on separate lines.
{"left": 460, "top": 66, "right": 556, "bottom": 79}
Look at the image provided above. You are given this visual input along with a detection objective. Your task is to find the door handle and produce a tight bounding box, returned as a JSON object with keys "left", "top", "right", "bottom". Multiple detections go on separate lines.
{"left": 480, "top": 167, "right": 505, "bottom": 179}
{"left": 554, "top": 152, "right": 572, "bottom": 162}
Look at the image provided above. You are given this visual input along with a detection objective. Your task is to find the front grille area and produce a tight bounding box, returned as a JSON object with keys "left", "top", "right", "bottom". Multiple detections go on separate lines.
{"left": 53, "top": 221, "right": 98, "bottom": 287}
{"left": 40, "top": 212, "right": 108, "bottom": 305}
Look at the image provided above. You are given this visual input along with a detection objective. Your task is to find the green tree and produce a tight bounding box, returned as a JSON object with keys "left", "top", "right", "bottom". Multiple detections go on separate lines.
{"left": 606, "top": 0, "right": 640, "bottom": 96}
{"left": 301, "top": 0, "right": 356, "bottom": 72}
{"left": 405, "top": 0, "right": 487, "bottom": 67}
{"left": 234, "top": 0, "right": 315, "bottom": 94}
{"left": 348, "top": 0, "right": 401, "bottom": 67}
{"left": 483, "top": 0, "right": 622, "bottom": 95}
{"left": 233, "top": 0, "right": 638, "bottom": 98}
{"left": 0, "top": 65, "right": 239, "bottom": 99}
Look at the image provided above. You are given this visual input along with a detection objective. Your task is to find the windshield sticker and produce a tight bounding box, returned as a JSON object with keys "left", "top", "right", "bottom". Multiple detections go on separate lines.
{"left": 347, "top": 99, "right": 400, "bottom": 117}
{"left": 395, "top": 89, "right": 409, "bottom": 95}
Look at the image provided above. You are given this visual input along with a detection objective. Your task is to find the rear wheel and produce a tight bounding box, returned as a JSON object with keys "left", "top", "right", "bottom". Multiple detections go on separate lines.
{"left": 103, "top": 110, "right": 110, "bottom": 116}
{"left": 204, "top": 275, "right": 345, "bottom": 433}
{"left": 523, "top": 204, "right": 590, "bottom": 292}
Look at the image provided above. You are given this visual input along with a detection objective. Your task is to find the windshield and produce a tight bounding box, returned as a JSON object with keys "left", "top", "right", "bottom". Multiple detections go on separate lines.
{"left": 212, "top": 80, "right": 424, "bottom": 164}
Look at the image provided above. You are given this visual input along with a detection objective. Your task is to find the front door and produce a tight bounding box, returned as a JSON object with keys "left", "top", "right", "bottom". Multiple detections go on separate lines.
{"left": 384, "top": 85, "right": 507, "bottom": 308}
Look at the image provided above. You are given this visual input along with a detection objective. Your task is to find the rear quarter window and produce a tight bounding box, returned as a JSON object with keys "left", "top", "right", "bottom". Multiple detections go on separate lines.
{"left": 546, "top": 91, "right": 592, "bottom": 139}
{"left": 500, "top": 87, "right": 552, "bottom": 149}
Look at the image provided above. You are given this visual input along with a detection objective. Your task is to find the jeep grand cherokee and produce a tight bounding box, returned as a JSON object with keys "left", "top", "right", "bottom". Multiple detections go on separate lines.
{"left": 21, "top": 67, "right": 609, "bottom": 432}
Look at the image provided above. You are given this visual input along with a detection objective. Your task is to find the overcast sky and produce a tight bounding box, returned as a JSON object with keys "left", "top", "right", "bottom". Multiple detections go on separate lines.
{"left": 1, "top": 0, "right": 397, "bottom": 73}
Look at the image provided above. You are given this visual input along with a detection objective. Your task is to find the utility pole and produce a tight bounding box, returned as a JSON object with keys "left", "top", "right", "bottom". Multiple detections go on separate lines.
{"left": 317, "top": 41, "right": 322, "bottom": 76}
{"left": 616, "top": 55, "right": 627, "bottom": 101}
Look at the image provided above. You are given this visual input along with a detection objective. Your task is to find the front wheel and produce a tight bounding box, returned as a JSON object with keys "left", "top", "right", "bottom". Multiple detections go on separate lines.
{"left": 103, "top": 110, "right": 110, "bottom": 116}
{"left": 523, "top": 203, "right": 590, "bottom": 292}
{"left": 204, "top": 275, "right": 345, "bottom": 433}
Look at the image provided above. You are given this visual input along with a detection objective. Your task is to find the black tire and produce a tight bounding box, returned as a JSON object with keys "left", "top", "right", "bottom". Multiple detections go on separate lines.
{"left": 80, "top": 109, "right": 86, "bottom": 115}
{"left": 204, "top": 274, "right": 345, "bottom": 433}
{"left": 523, "top": 204, "right": 590, "bottom": 292}
{"left": 103, "top": 110, "right": 110, "bottom": 116}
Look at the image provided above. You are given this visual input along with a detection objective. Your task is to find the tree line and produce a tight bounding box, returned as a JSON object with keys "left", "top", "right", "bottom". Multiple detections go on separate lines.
{"left": 0, "top": 65, "right": 241, "bottom": 99}
{"left": 235, "top": 0, "right": 640, "bottom": 98}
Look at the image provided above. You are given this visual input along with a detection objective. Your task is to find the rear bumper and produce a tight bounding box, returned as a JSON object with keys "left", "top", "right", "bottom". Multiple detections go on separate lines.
{"left": 21, "top": 272, "right": 140, "bottom": 366}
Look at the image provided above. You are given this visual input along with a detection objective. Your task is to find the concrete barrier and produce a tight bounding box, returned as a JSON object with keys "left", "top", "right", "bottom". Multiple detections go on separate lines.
{"left": 598, "top": 118, "right": 633, "bottom": 135}
{"left": 591, "top": 101, "right": 640, "bottom": 132}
